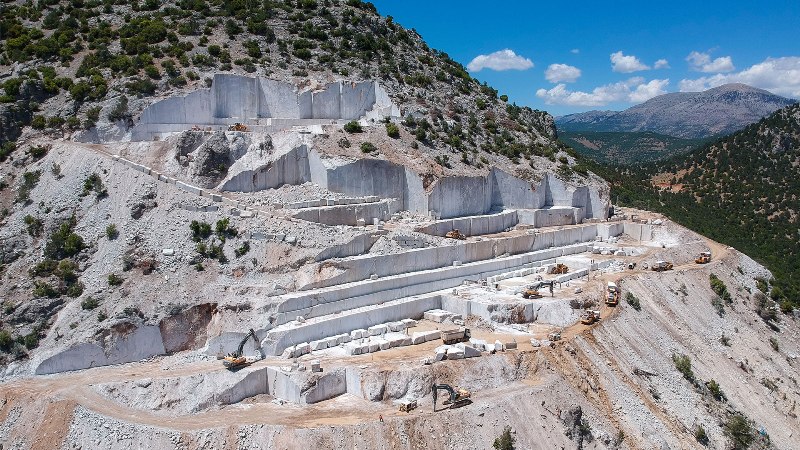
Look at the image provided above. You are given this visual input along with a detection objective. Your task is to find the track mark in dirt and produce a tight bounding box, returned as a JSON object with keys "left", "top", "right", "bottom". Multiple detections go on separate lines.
{"left": 30, "top": 399, "right": 76, "bottom": 450}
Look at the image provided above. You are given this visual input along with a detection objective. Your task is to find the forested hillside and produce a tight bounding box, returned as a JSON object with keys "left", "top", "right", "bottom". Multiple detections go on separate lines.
{"left": 559, "top": 130, "right": 705, "bottom": 164}
{"left": 606, "top": 103, "right": 800, "bottom": 308}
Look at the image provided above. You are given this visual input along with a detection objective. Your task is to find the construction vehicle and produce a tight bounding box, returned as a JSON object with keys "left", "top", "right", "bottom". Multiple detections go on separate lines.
{"left": 432, "top": 384, "right": 471, "bottom": 411}
{"left": 550, "top": 263, "right": 569, "bottom": 274}
{"left": 580, "top": 310, "right": 601, "bottom": 325}
{"left": 222, "top": 328, "right": 259, "bottom": 369}
{"left": 440, "top": 327, "right": 471, "bottom": 345}
{"left": 444, "top": 229, "right": 466, "bottom": 240}
{"left": 651, "top": 261, "right": 673, "bottom": 272}
{"left": 605, "top": 282, "right": 620, "bottom": 306}
{"left": 695, "top": 251, "right": 711, "bottom": 264}
{"left": 227, "top": 122, "right": 248, "bottom": 132}
{"left": 548, "top": 330, "right": 562, "bottom": 341}
{"left": 522, "top": 280, "right": 554, "bottom": 299}
{"left": 399, "top": 400, "right": 418, "bottom": 412}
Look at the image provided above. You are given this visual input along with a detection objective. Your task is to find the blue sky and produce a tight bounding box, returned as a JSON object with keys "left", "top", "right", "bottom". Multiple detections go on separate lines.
{"left": 371, "top": 0, "right": 800, "bottom": 115}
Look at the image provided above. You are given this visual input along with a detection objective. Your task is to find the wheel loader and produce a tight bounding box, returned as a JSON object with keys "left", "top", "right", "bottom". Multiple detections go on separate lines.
{"left": 222, "top": 328, "right": 259, "bottom": 370}
{"left": 550, "top": 263, "right": 568, "bottom": 274}
{"left": 695, "top": 251, "right": 711, "bottom": 264}
{"left": 227, "top": 122, "right": 248, "bottom": 132}
{"left": 432, "top": 384, "right": 471, "bottom": 411}
{"left": 444, "top": 229, "right": 466, "bottom": 240}
{"left": 580, "top": 310, "right": 600, "bottom": 325}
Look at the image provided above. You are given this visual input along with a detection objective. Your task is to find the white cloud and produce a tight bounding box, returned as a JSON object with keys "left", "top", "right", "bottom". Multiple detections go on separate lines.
{"left": 678, "top": 56, "right": 800, "bottom": 98}
{"left": 466, "top": 49, "right": 534, "bottom": 72}
{"left": 536, "top": 77, "right": 669, "bottom": 106}
{"left": 570, "top": 48, "right": 580, "bottom": 54}
{"left": 610, "top": 51, "right": 650, "bottom": 73}
{"left": 545, "top": 64, "right": 582, "bottom": 83}
{"left": 686, "top": 51, "right": 735, "bottom": 73}
{"left": 654, "top": 59, "right": 670, "bottom": 69}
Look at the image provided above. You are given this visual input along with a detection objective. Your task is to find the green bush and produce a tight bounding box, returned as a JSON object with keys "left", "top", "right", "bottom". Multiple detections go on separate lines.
{"left": 190, "top": 220, "right": 212, "bottom": 241}
{"left": 0, "top": 330, "right": 13, "bottom": 352}
{"left": 493, "top": 426, "right": 515, "bottom": 450}
{"left": 97, "top": 311, "right": 108, "bottom": 322}
{"left": 44, "top": 217, "right": 85, "bottom": 259}
{"left": 24, "top": 215, "right": 43, "bottom": 237}
{"left": 723, "top": 414, "right": 754, "bottom": 450}
{"left": 235, "top": 241, "right": 251, "bottom": 257}
{"left": 106, "top": 224, "right": 119, "bottom": 240}
{"left": 385, "top": 122, "right": 400, "bottom": 138}
{"left": 27, "top": 145, "right": 48, "bottom": 159}
{"left": 215, "top": 218, "right": 237, "bottom": 241}
{"left": 709, "top": 273, "right": 732, "bottom": 303}
{"left": 81, "top": 173, "right": 108, "bottom": 199}
{"left": 672, "top": 353, "right": 694, "bottom": 382}
{"left": 33, "top": 281, "right": 59, "bottom": 298}
{"left": 360, "top": 142, "right": 377, "bottom": 153}
{"left": 343, "top": 121, "right": 362, "bottom": 133}
{"left": 16, "top": 170, "right": 41, "bottom": 203}
{"left": 81, "top": 296, "right": 100, "bottom": 310}
{"left": 694, "top": 425, "right": 709, "bottom": 445}
{"left": 625, "top": 292, "right": 641, "bottom": 311}
{"left": 31, "top": 115, "right": 47, "bottom": 129}
{"left": 108, "top": 273, "right": 123, "bottom": 286}
{"left": 706, "top": 379, "right": 725, "bottom": 401}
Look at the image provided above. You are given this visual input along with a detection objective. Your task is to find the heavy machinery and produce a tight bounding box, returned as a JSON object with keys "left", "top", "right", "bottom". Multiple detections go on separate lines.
{"left": 222, "top": 328, "right": 259, "bottom": 369}
{"left": 548, "top": 330, "right": 562, "bottom": 341}
{"left": 695, "top": 251, "right": 711, "bottom": 264}
{"left": 399, "top": 400, "right": 418, "bottom": 412}
{"left": 432, "top": 384, "right": 471, "bottom": 411}
{"left": 440, "top": 327, "right": 471, "bottom": 345}
{"left": 445, "top": 229, "right": 466, "bottom": 240}
{"left": 651, "top": 261, "right": 674, "bottom": 272}
{"left": 550, "top": 263, "right": 569, "bottom": 274}
{"left": 227, "top": 122, "right": 248, "bottom": 132}
{"left": 580, "top": 310, "right": 601, "bottom": 325}
{"left": 605, "top": 282, "right": 620, "bottom": 306}
{"left": 522, "top": 280, "right": 554, "bottom": 299}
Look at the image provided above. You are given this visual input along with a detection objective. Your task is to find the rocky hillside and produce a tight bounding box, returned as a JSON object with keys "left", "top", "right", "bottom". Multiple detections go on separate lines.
{"left": 557, "top": 84, "right": 795, "bottom": 160}
{"left": 559, "top": 130, "right": 706, "bottom": 165}
{"left": 608, "top": 102, "right": 800, "bottom": 309}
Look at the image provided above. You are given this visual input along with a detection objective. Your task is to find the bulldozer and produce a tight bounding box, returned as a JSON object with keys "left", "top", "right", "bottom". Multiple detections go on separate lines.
{"left": 695, "top": 251, "right": 711, "bottom": 264}
{"left": 227, "top": 122, "right": 248, "bottom": 132}
{"left": 550, "top": 263, "right": 569, "bottom": 274}
{"left": 222, "top": 328, "right": 259, "bottom": 370}
{"left": 580, "top": 310, "right": 600, "bottom": 325}
{"left": 432, "top": 384, "right": 471, "bottom": 411}
{"left": 605, "top": 282, "right": 620, "bottom": 306}
{"left": 651, "top": 261, "right": 673, "bottom": 272}
{"left": 444, "top": 229, "right": 466, "bottom": 240}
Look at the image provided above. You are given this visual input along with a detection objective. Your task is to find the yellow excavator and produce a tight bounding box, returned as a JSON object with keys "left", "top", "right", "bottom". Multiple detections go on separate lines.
{"left": 522, "top": 280, "right": 554, "bottom": 299}
{"left": 227, "top": 122, "right": 248, "bottom": 132}
{"left": 222, "top": 328, "right": 259, "bottom": 370}
{"left": 432, "top": 384, "right": 471, "bottom": 411}
{"left": 445, "top": 229, "right": 466, "bottom": 240}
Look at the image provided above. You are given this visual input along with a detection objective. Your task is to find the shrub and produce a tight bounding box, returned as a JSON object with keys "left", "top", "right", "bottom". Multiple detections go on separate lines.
{"left": 385, "top": 122, "right": 400, "bottom": 138}
{"left": 107, "top": 95, "right": 131, "bottom": 122}
{"left": 24, "top": 215, "right": 43, "bottom": 237}
{"left": 360, "top": 142, "right": 377, "bottom": 153}
{"left": 97, "top": 311, "right": 108, "bottom": 322}
{"left": 33, "top": 281, "right": 59, "bottom": 298}
{"left": 81, "top": 173, "right": 108, "bottom": 199}
{"left": 493, "top": 426, "right": 515, "bottom": 450}
{"left": 707, "top": 379, "right": 725, "bottom": 401}
{"left": 720, "top": 334, "right": 731, "bottom": 346}
{"left": 625, "top": 292, "right": 641, "bottom": 311}
{"left": 23, "top": 332, "right": 39, "bottom": 350}
{"left": 81, "top": 297, "right": 100, "bottom": 310}
{"left": 66, "top": 281, "right": 84, "bottom": 298}
{"left": 215, "top": 218, "right": 237, "bottom": 241}
{"left": 672, "top": 353, "right": 694, "bottom": 382}
{"left": 27, "top": 145, "right": 48, "bottom": 159}
{"left": 16, "top": 170, "right": 41, "bottom": 203}
{"left": 44, "top": 217, "right": 85, "bottom": 259}
{"left": 694, "top": 425, "right": 709, "bottom": 445}
{"left": 108, "top": 273, "right": 123, "bottom": 286}
{"left": 106, "top": 224, "right": 119, "bottom": 240}
{"left": 343, "top": 121, "right": 362, "bottom": 133}
{"left": 723, "top": 414, "right": 754, "bottom": 450}
{"left": 235, "top": 241, "right": 250, "bottom": 257}
{"left": 190, "top": 220, "right": 212, "bottom": 241}
{"left": 31, "top": 115, "right": 47, "bottom": 129}
{"left": 709, "top": 274, "right": 732, "bottom": 304}
{"left": 0, "top": 330, "right": 13, "bottom": 352}
{"left": 754, "top": 291, "right": 778, "bottom": 323}
{"left": 769, "top": 337, "right": 779, "bottom": 352}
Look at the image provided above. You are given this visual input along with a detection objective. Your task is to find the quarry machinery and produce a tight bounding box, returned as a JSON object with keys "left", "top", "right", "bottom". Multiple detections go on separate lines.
{"left": 445, "top": 229, "right": 467, "bottom": 240}
{"left": 440, "top": 327, "right": 471, "bottom": 345}
{"left": 222, "top": 328, "right": 259, "bottom": 369}
{"left": 432, "top": 384, "right": 471, "bottom": 411}
{"left": 227, "top": 122, "right": 248, "bottom": 132}
{"left": 651, "top": 261, "right": 674, "bottom": 272}
{"left": 605, "top": 282, "right": 620, "bottom": 306}
{"left": 522, "top": 280, "right": 554, "bottom": 299}
{"left": 580, "top": 310, "right": 601, "bottom": 325}
{"left": 550, "top": 263, "right": 569, "bottom": 274}
{"left": 695, "top": 251, "right": 711, "bottom": 264}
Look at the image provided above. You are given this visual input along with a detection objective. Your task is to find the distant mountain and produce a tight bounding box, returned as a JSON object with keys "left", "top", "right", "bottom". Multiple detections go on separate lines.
{"left": 557, "top": 84, "right": 795, "bottom": 139}
{"left": 559, "top": 130, "right": 706, "bottom": 165}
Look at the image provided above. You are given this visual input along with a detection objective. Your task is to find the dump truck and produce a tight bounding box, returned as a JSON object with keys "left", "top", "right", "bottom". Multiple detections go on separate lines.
{"left": 651, "top": 261, "right": 673, "bottom": 272}
{"left": 440, "top": 327, "right": 471, "bottom": 345}
{"left": 432, "top": 384, "right": 471, "bottom": 410}
{"left": 580, "top": 310, "right": 601, "bottom": 325}
{"left": 605, "top": 282, "right": 620, "bottom": 306}
{"left": 444, "top": 229, "right": 466, "bottom": 240}
{"left": 399, "top": 399, "right": 418, "bottom": 412}
{"left": 222, "top": 328, "right": 259, "bottom": 369}
{"left": 695, "top": 251, "right": 711, "bottom": 264}
{"left": 550, "top": 263, "right": 569, "bottom": 274}
{"left": 227, "top": 122, "right": 248, "bottom": 132}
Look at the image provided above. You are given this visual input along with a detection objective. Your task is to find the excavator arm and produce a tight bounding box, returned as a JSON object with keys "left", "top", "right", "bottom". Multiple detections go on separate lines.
{"left": 232, "top": 329, "right": 258, "bottom": 358}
